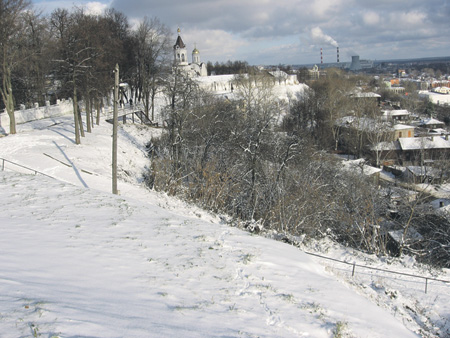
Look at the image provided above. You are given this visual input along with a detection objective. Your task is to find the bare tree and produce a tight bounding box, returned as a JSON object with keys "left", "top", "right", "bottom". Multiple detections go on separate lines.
{"left": 286, "top": 76, "right": 353, "bottom": 150}
{"left": 50, "top": 7, "right": 124, "bottom": 143}
{"left": 0, "top": 0, "right": 31, "bottom": 134}
{"left": 13, "top": 10, "right": 52, "bottom": 107}
{"left": 134, "top": 17, "right": 171, "bottom": 120}
{"left": 363, "top": 103, "right": 393, "bottom": 167}
{"left": 231, "top": 71, "right": 277, "bottom": 219}
{"left": 160, "top": 69, "right": 202, "bottom": 183}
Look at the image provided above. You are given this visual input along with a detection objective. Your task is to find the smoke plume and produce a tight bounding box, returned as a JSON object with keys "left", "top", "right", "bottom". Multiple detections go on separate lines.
{"left": 310, "top": 27, "right": 338, "bottom": 47}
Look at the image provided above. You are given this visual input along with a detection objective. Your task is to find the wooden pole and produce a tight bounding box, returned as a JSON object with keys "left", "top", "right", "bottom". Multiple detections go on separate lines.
{"left": 112, "top": 64, "right": 119, "bottom": 195}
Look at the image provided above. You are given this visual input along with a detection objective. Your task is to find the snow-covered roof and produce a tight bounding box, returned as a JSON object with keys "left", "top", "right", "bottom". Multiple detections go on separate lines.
{"left": 429, "top": 128, "right": 448, "bottom": 134}
{"left": 393, "top": 124, "right": 415, "bottom": 130}
{"left": 382, "top": 109, "right": 410, "bottom": 117}
{"left": 420, "top": 118, "right": 444, "bottom": 126}
{"left": 341, "top": 159, "right": 382, "bottom": 176}
{"left": 406, "top": 166, "right": 441, "bottom": 177}
{"left": 339, "top": 116, "right": 392, "bottom": 132}
{"left": 398, "top": 136, "right": 450, "bottom": 150}
{"left": 269, "top": 70, "right": 289, "bottom": 78}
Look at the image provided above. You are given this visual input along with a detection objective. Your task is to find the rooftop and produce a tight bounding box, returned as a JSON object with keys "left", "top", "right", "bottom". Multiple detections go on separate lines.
{"left": 399, "top": 136, "right": 450, "bottom": 150}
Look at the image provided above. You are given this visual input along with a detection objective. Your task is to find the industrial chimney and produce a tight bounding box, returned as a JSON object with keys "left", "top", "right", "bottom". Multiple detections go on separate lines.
{"left": 350, "top": 55, "right": 361, "bottom": 71}
{"left": 320, "top": 48, "right": 323, "bottom": 64}
{"left": 337, "top": 47, "right": 340, "bottom": 63}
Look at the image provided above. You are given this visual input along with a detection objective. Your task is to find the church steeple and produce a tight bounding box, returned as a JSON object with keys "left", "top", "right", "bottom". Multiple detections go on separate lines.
{"left": 192, "top": 43, "right": 200, "bottom": 64}
{"left": 173, "top": 28, "right": 188, "bottom": 65}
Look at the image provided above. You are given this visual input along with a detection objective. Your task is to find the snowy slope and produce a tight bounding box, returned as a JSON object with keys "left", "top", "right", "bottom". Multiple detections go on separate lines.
{"left": 0, "top": 115, "right": 439, "bottom": 337}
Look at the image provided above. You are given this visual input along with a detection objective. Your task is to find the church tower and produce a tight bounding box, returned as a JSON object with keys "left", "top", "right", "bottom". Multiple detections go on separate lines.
{"left": 173, "top": 28, "right": 188, "bottom": 66}
{"left": 192, "top": 44, "right": 200, "bottom": 64}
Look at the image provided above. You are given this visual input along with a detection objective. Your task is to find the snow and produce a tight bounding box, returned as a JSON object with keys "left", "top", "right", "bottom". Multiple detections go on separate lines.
{"left": 351, "top": 92, "right": 381, "bottom": 98}
{"left": 418, "top": 91, "right": 450, "bottom": 106}
{"left": 398, "top": 136, "right": 450, "bottom": 150}
{"left": 394, "top": 124, "right": 415, "bottom": 130}
{"left": 420, "top": 118, "right": 445, "bottom": 127}
{"left": 382, "top": 109, "right": 410, "bottom": 117}
{"left": 0, "top": 100, "right": 73, "bottom": 134}
{"left": 340, "top": 158, "right": 382, "bottom": 176}
{"left": 196, "top": 74, "right": 236, "bottom": 85}
{"left": 0, "top": 114, "right": 448, "bottom": 337}
{"left": 371, "top": 141, "right": 400, "bottom": 151}
{"left": 429, "top": 128, "right": 448, "bottom": 135}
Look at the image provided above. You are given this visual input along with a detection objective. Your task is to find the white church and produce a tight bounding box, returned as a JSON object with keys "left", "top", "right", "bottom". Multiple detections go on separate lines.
{"left": 173, "top": 28, "right": 306, "bottom": 100}
{"left": 173, "top": 28, "right": 208, "bottom": 77}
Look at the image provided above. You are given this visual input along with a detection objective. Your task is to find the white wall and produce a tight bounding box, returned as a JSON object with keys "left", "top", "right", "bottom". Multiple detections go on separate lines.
{"left": 419, "top": 91, "right": 450, "bottom": 106}
{"left": 0, "top": 100, "right": 73, "bottom": 134}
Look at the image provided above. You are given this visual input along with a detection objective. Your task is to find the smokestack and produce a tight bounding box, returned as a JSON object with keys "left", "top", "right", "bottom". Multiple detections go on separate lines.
{"left": 337, "top": 47, "right": 340, "bottom": 63}
{"left": 320, "top": 48, "right": 323, "bottom": 64}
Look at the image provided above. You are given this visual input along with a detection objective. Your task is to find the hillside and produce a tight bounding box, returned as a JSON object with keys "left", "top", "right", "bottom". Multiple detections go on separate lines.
{"left": 0, "top": 115, "right": 448, "bottom": 337}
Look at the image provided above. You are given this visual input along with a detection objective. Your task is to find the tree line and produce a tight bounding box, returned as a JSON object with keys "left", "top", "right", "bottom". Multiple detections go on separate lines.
{"left": 146, "top": 71, "right": 449, "bottom": 267}
{"left": 0, "top": 1, "right": 174, "bottom": 139}
{"left": 206, "top": 60, "right": 253, "bottom": 76}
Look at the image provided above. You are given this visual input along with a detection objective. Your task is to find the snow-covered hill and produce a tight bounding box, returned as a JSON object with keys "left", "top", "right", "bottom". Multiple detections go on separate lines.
{"left": 0, "top": 115, "right": 447, "bottom": 337}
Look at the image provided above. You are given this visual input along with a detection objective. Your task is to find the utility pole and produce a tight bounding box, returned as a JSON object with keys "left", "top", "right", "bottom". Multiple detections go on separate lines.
{"left": 112, "top": 63, "right": 119, "bottom": 195}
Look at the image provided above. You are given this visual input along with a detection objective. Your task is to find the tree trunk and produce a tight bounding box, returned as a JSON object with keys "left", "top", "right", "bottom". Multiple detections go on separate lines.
{"left": 90, "top": 97, "right": 94, "bottom": 129}
{"left": 73, "top": 85, "right": 81, "bottom": 144}
{"left": 1, "top": 66, "right": 16, "bottom": 134}
{"left": 96, "top": 97, "right": 101, "bottom": 125}
{"left": 85, "top": 95, "right": 92, "bottom": 133}
{"left": 144, "top": 89, "right": 150, "bottom": 118}
{"left": 5, "top": 91, "right": 16, "bottom": 135}
{"left": 78, "top": 104, "right": 85, "bottom": 138}
{"left": 151, "top": 77, "right": 156, "bottom": 121}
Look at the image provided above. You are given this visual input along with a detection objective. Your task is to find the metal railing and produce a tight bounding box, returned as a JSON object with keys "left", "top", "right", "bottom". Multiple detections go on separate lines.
{"left": 0, "top": 157, "right": 55, "bottom": 179}
{"left": 303, "top": 250, "right": 450, "bottom": 293}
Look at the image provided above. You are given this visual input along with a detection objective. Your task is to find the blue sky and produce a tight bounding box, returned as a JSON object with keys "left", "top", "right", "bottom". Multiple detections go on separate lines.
{"left": 32, "top": 0, "right": 450, "bottom": 66}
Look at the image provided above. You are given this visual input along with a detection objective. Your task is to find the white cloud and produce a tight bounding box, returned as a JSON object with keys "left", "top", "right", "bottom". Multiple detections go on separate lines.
{"left": 179, "top": 28, "right": 248, "bottom": 62}
{"left": 308, "top": 0, "right": 343, "bottom": 19}
{"left": 363, "top": 11, "right": 380, "bottom": 26}
{"left": 85, "top": 1, "right": 109, "bottom": 15}
{"left": 392, "top": 11, "right": 427, "bottom": 27}
{"left": 33, "top": 0, "right": 110, "bottom": 15}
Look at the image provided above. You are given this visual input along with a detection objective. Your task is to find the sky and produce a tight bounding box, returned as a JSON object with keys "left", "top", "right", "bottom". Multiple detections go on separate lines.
{"left": 31, "top": 0, "right": 450, "bottom": 66}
